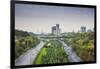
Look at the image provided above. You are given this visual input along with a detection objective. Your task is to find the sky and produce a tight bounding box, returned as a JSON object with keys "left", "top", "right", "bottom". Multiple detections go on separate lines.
{"left": 15, "top": 4, "right": 94, "bottom": 34}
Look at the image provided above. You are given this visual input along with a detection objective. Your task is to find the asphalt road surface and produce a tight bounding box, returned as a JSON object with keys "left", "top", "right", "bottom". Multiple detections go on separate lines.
{"left": 15, "top": 41, "right": 45, "bottom": 66}
{"left": 15, "top": 40, "right": 81, "bottom": 66}
{"left": 59, "top": 40, "right": 81, "bottom": 62}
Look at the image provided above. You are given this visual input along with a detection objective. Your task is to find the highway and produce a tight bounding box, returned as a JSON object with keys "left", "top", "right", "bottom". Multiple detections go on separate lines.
{"left": 15, "top": 41, "right": 45, "bottom": 66}
{"left": 15, "top": 39, "right": 81, "bottom": 66}
{"left": 59, "top": 40, "right": 81, "bottom": 62}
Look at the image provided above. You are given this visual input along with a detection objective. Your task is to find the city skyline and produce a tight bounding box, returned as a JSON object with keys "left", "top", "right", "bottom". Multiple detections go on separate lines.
{"left": 15, "top": 4, "right": 94, "bottom": 34}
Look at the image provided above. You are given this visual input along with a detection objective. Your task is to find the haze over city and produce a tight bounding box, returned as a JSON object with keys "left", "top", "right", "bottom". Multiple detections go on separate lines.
{"left": 15, "top": 4, "right": 94, "bottom": 34}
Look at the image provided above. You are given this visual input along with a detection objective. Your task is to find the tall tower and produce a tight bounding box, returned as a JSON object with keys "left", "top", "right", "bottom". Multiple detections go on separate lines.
{"left": 56, "top": 24, "right": 59, "bottom": 29}
{"left": 51, "top": 24, "right": 61, "bottom": 36}
{"left": 56, "top": 24, "right": 60, "bottom": 35}
{"left": 52, "top": 26, "right": 57, "bottom": 35}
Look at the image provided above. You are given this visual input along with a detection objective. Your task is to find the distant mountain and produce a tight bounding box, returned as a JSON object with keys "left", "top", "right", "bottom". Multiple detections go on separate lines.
{"left": 15, "top": 29, "right": 29, "bottom": 37}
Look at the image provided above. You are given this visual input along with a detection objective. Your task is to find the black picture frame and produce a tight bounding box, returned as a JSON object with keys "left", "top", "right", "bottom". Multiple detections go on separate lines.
{"left": 10, "top": 0, "right": 97, "bottom": 69}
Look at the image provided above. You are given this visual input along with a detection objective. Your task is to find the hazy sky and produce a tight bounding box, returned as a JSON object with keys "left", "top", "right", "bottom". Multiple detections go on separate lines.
{"left": 15, "top": 4, "right": 94, "bottom": 34}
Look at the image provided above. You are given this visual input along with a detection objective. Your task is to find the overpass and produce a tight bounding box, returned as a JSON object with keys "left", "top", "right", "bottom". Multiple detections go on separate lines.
{"left": 37, "top": 35, "right": 68, "bottom": 38}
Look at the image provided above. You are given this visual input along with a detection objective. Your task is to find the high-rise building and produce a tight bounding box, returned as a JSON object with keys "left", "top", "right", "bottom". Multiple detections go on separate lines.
{"left": 51, "top": 24, "right": 61, "bottom": 35}
{"left": 52, "top": 26, "right": 57, "bottom": 35}
{"left": 56, "top": 24, "right": 59, "bottom": 29}
{"left": 80, "top": 26, "right": 86, "bottom": 33}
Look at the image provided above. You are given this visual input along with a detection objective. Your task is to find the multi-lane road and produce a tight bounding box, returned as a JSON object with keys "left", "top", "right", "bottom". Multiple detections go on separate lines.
{"left": 15, "top": 41, "right": 46, "bottom": 66}
{"left": 15, "top": 40, "right": 81, "bottom": 66}
{"left": 59, "top": 40, "right": 81, "bottom": 62}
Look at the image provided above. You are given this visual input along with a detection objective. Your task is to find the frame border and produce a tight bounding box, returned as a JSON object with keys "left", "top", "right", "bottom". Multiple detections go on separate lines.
{"left": 10, "top": 0, "right": 97, "bottom": 69}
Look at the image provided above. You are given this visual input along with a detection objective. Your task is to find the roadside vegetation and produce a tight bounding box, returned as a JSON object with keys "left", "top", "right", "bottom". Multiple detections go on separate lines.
{"left": 64, "top": 32, "right": 95, "bottom": 61}
{"left": 33, "top": 40, "right": 69, "bottom": 64}
{"left": 15, "top": 29, "right": 40, "bottom": 59}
